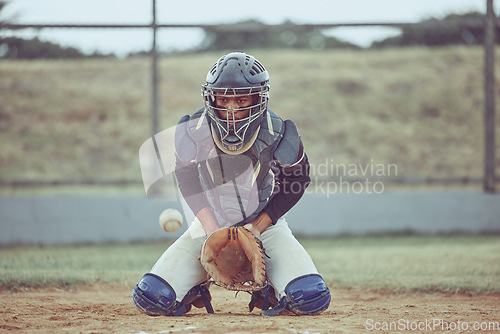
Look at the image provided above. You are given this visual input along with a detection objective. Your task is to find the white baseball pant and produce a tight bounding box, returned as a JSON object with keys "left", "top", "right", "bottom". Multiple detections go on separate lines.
{"left": 150, "top": 217, "right": 319, "bottom": 301}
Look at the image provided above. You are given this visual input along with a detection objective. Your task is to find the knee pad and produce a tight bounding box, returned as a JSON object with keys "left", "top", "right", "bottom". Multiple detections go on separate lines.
{"left": 284, "top": 274, "right": 331, "bottom": 315}
{"left": 132, "top": 273, "right": 184, "bottom": 316}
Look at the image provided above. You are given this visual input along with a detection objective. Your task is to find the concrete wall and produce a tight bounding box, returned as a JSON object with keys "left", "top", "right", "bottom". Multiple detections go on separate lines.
{"left": 0, "top": 191, "right": 499, "bottom": 245}
{"left": 287, "top": 192, "right": 500, "bottom": 236}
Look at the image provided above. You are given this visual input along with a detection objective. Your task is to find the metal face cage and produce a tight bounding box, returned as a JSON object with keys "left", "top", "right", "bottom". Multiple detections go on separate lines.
{"left": 202, "top": 84, "right": 270, "bottom": 152}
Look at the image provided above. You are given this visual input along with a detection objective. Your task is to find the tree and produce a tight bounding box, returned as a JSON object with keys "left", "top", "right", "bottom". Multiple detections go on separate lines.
{"left": 195, "top": 19, "right": 359, "bottom": 52}
{"left": 0, "top": 1, "right": 115, "bottom": 58}
{"left": 372, "top": 12, "right": 498, "bottom": 48}
{"left": 0, "top": 37, "right": 87, "bottom": 58}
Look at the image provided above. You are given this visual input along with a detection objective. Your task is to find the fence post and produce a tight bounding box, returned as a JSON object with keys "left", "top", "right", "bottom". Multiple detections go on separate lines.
{"left": 151, "top": 0, "right": 159, "bottom": 138}
{"left": 484, "top": 0, "right": 497, "bottom": 193}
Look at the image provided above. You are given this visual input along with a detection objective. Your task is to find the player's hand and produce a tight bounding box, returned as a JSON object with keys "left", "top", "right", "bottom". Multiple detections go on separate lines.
{"left": 243, "top": 223, "right": 261, "bottom": 238}
{"left": 196, "top": 207, "right": 220, "bottom": 235}
{"left": 244, "top": 211, "right": 273, "bottom": 238}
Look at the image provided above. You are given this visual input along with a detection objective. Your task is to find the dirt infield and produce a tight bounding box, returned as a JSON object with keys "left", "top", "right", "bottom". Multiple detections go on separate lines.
{"left": 1, "top": 284, "right": 499, "bottom": 333}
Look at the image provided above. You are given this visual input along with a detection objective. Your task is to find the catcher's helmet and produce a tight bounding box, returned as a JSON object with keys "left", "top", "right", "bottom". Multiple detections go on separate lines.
{"left": 202, "top": 52, "right": 270, "bottom": 154}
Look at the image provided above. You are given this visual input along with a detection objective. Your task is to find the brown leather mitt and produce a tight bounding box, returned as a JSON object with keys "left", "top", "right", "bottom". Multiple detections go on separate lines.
{"left": 200, "top": 226, "right": 267, "bottom": 291}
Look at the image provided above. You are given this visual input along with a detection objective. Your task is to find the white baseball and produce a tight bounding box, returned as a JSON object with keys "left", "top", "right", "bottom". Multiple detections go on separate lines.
{"left": 159, "top": 208, "right": 183, "bottom": 233}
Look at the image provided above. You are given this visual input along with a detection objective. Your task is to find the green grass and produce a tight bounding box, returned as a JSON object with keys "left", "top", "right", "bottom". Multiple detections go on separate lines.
{"left": 1, "top": 235, "right": 499, "bottom": 294}
{"left": 302, "top": 235, "right": 500, "bottom": 294}
{"left": 0, "top": 242, "right": 173, "bottom": 290}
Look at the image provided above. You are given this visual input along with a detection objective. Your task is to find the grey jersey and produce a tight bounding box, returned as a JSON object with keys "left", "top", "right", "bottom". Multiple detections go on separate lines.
{"left": 176, "top": 107, "right": 286, "bottom": 227}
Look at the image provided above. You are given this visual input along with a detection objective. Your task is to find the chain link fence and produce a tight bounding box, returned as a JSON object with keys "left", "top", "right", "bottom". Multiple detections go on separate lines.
{"left": 0, "top": 0, "right": 497, "bottom": 194}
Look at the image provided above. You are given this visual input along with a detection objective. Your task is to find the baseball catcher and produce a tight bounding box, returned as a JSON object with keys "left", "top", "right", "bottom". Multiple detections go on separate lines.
{"left": 133, "top": 52, "right": 331, "bottom": 316}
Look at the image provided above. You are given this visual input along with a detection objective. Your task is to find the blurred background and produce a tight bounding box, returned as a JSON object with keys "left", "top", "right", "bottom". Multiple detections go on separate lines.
{"left": 0, "top": 0, "right": 499, "bottom": 245}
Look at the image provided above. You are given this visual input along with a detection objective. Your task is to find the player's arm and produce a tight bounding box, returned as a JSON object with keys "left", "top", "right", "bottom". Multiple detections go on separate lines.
{"left": 264, "top": 146, "right": 310, "bottom": 224}
{"left": 245, "top": 151, "right": 309, "bottom": 236}
{"left": 246, "top": 120, "right": 310, "bottom": 235}
{"left": 175, "top": 162, "right": 219, "bottom": 235}
{"left": 265, "top": 119, "right": 310, "bottom": 223}
{"left": 174, "top": 115, "right": 219, "bottom": 234}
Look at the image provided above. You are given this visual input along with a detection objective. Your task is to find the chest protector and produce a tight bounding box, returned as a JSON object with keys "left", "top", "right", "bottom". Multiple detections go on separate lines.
{"left": 176, "top": 108, "right": 297, "bottom": 227}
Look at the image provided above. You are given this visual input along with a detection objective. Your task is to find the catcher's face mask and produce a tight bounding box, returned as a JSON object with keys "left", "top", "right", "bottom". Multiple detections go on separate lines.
{"left": 202, "top": 52, "right": 270, "bottom": 154}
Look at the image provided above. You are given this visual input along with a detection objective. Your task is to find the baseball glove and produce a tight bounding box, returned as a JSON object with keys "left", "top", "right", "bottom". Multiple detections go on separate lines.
{"left": 200, "top": 226, "right": 267, "bottom": 291}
